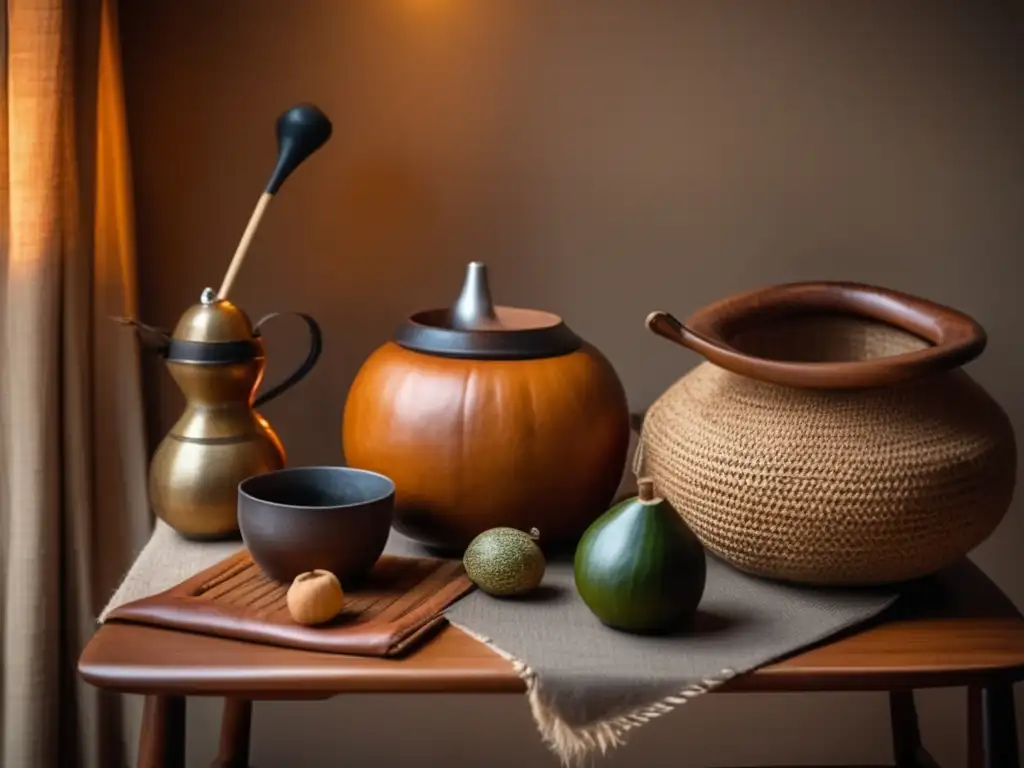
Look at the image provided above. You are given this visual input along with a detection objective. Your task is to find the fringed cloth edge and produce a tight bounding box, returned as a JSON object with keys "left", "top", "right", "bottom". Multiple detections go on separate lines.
{"left": 449, "top": 620, "right": 737, "bottom": 767}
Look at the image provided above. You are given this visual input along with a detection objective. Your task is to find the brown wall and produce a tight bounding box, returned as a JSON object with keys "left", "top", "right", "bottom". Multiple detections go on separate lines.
{"left": 120, "top": 2, "right": 1024, "bottom": 765}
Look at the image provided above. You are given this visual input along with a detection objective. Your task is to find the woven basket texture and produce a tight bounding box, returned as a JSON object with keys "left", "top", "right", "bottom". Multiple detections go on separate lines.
{"left": 642, "top": 315, "right": 1017, "bottom": 585}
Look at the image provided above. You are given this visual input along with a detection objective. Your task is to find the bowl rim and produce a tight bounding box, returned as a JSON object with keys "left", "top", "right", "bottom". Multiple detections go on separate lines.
{"left": 237, "top": 465, "right": 396, "bottom": 511}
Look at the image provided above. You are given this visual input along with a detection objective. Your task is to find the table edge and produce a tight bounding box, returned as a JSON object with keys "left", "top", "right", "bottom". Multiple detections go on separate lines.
{"left": 78, "top": 623, "right": 1024, "bottom": 698}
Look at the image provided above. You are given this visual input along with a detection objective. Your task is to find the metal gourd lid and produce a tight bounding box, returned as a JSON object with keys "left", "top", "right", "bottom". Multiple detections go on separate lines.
{"left": 394, "top": 262, "right": 582, "bottom": 360}
{"left": 165, "top": 288, "right": 264, "bottom": 364}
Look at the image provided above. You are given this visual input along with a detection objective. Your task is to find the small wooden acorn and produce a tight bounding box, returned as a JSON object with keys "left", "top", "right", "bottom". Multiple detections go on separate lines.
{"left": 287, "top": 569, "right": 345, "bottom": 626}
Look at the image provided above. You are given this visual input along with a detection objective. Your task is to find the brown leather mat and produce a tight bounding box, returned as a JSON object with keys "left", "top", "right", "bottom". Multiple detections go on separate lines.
{"left": 104, "top": 549, "right": 474, "bottom": 657}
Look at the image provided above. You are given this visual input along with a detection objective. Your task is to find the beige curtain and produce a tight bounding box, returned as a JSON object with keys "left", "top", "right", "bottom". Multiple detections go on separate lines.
{"left": 1, "top": 0, "right": 151, "bottom": 766}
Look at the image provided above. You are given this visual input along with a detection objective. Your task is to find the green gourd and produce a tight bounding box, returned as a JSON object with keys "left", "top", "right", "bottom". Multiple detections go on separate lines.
{"left": 574, "top": 477, "right": 706, "bottom": 633}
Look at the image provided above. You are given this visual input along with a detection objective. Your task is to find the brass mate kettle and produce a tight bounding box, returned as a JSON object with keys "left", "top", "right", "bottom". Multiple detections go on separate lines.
{"left": 124, "top": 102, "right": 333, "bottom": 538}
{"left": 133, "top": 288, "right": 322, "bottom": 539}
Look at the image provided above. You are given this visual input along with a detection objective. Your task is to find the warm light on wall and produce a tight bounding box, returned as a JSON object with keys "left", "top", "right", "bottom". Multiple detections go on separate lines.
{"left": 398, "top": 0, "right": 462, "bottom": 18}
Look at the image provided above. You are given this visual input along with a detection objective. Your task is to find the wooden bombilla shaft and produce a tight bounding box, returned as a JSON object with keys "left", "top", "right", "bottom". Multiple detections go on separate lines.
{"left": 217, "top": 103, "right": 333, "bottom": 300}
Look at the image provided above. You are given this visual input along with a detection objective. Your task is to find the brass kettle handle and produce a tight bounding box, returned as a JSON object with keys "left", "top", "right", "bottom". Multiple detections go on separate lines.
{"left": 252, "top": 312, "right": 323, "bottom": 408}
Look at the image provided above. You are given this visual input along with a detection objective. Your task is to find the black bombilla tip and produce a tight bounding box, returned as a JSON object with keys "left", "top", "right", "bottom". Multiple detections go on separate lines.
{"left": 278, "top": 103, "right": 333, "bottom": 147}
{"left": 265, "top": 103, "right": 333, "bottom": 195}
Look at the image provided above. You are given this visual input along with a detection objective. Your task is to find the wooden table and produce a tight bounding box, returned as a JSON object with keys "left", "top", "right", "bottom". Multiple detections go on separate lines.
{"left": 79, "top": 559, "right": 1024, "bottom": 768}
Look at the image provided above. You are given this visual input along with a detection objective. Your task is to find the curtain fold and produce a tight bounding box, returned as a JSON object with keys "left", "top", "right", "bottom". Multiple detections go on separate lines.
{"left": 2, "top": 0, "right": 150, "bottom": 766}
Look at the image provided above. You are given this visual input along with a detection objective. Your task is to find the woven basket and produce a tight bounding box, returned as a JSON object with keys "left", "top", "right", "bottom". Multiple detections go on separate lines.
{"left": 641, "top": 283, "right": 1017, "bottom": 586}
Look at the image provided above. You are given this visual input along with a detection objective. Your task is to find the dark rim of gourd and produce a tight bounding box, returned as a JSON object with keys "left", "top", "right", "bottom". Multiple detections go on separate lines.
{"left": 395, "top": 309, "right": 583, "bottom": 360}
{"left": 646, "top": 281, "right": 987, "bottom": 389}
{"left": 396, "top": 262, "right": 584, "bottom": 360}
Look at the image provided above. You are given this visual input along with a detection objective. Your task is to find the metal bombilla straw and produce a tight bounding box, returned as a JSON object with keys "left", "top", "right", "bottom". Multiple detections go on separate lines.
{"left": 215, "top": 103, "right": 333, "bottom": 300}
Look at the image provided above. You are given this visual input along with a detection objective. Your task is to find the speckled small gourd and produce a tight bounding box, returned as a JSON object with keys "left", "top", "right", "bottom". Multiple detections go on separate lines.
{"left": 286, "top": 569, "right": 345, "bottom": 625}
{"left": 463, "top": 527, "right": 546, "bottom": 597}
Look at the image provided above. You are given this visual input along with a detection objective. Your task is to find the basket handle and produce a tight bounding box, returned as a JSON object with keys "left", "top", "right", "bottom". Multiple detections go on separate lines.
{"left": 646, "top": 282, "right": 987, "bottom": 389}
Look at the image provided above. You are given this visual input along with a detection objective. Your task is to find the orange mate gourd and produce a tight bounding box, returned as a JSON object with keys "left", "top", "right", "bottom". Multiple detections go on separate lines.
{"left": 343, "top": 262, "right": 630, "bottom": 553}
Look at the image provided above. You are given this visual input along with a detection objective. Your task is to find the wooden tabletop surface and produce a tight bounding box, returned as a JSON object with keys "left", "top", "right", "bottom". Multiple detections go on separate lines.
{"left": 79, "top": 558, "right": 1024, "bottom": 699}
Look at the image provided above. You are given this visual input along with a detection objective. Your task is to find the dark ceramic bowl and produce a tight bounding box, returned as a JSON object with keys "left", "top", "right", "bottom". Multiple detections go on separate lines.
{"left": 238, "top": 466, "right": 395, "bottom": 584}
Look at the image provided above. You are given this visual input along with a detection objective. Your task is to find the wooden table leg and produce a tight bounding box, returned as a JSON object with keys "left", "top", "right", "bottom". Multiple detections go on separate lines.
{"left": 890, "top": 690, "right": 922, "bottom": 767}
{"left": 211, "top": 698, "right": 253, "bottom": 768}
{"left": 969, "top": 686, "right": 985, "bottom": 768}
{"left": 138, "top": 695, "right": 186, "bottom": 768}
{"left": 889, "top": 690, "right": 943, "bottom": 768}
{"left": 969, "top": 684, "right": 1020, "bottom": 768}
